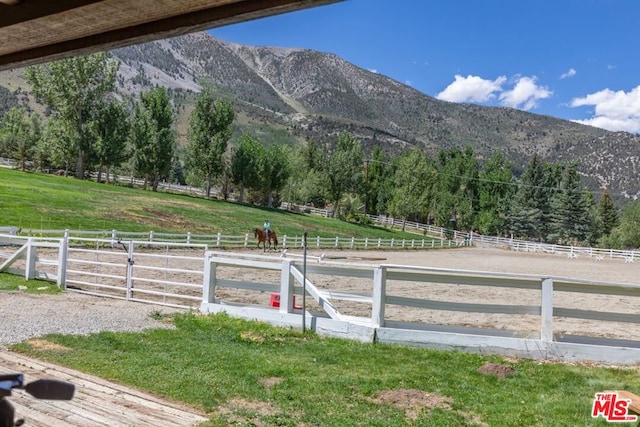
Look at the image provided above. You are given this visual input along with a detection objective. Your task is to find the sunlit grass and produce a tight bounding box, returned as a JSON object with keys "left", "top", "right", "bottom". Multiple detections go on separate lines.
{"left": 12, "top": 312, "right": 640, "bottom": 426}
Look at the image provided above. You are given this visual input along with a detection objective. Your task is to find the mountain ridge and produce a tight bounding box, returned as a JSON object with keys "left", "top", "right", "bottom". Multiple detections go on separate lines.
{"left": 2, "top": 31, "right": 639, "bottom": 200}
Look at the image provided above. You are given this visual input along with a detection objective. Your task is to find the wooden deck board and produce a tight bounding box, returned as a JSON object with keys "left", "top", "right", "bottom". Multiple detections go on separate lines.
{"left": 0, "top": 351, "right": 209, "bottom": 426}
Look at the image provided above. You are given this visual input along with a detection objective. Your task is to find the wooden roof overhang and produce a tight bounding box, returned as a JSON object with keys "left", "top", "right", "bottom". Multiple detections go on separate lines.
{"left": 0, "top": 0, "right": 339, "bottom": 71}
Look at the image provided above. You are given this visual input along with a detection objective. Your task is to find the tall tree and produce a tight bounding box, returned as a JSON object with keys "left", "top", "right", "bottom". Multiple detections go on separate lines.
{"left": 93, "top": 99, "right": 130, "bottom": 184}
{"left": 130, "top": 103, "right": 157, "bottom": 189}
{"left": 231, "top": 133, "right": 263, "bottom": 203}
{"left": 323, "top": 131, "right": 364, "bottom": 218}
{"left": 257, "top": 144, "right": 291, "bottom": 208}
{"left": 548, "top": 162, "right": 592, "bottom": 244}
{"left": 186, "top": 92, "right": 234, "bottom": 198}
{"left": 598, "top": 189, "right": 619, "bottom": 236}
{"left": 0, "top": 107, "right": 40, "bottom": 171}
{"left": 475, "top": 152, "right": 515, "bottom": 235}
{"left": 41, "top": 117, "right": 77, "bottom": 175}
{"left": 388, "top": 149, "right": 436, "bottom": 231}
{"left": 507, "top": 154, "right": 560, "bottom": 240}
{"left": 432, "top": 147, "right": 479, "bottom": 230}
{"left": 361, "top": 145, "right": 394, "bottom": 215}
{"left": 131, "top": 87, "right": 175, "bottom": 191}
{"left": 25, "top": 52, "right": 119, "bottom": 179}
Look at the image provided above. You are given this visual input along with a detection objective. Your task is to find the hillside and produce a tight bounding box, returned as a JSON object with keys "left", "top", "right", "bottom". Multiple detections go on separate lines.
{"left": 1, "top": 31, "right": 639, "bottom": 199}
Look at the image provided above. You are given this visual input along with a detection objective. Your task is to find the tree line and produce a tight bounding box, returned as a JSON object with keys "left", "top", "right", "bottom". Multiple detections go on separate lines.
{"left": 0, "top": 52, "right": 638, "bottom": 249}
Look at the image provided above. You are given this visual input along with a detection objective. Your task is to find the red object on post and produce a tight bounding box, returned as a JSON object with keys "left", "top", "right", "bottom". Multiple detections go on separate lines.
{"left": 270, "top": 292, "right": 302, "bottom": 309}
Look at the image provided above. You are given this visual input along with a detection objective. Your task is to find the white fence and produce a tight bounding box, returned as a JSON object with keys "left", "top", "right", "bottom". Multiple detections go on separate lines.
{"left": 4, "top": 234, "right": 640, "bottom": 364}
{"left": 1, "top": 235, "right": 207, "bottom": 309}
{"left": 8, "top": 229, "right": 465, "bottom": 251}
{"left": 201, "top": 250, "right": 640, "bottom": 365}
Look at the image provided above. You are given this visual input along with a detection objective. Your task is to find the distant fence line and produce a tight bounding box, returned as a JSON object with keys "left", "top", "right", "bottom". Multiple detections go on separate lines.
{"left": 2, "top": 228, "right": 467, "bottom": 251}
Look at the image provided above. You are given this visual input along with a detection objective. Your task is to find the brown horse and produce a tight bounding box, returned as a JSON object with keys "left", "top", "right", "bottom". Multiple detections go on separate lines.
{"left": 253, "top": 228, "right": 278, "bottom": 251}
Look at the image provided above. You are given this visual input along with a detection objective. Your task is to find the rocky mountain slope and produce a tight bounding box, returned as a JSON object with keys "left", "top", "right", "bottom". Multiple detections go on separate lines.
{"left": 2, "top": 31, "right": 639, "bottom": 199}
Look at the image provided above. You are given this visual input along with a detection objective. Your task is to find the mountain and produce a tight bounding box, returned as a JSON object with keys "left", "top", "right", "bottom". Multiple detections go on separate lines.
{"left": 2, "top": 31, "right": 640, "bottom": 200}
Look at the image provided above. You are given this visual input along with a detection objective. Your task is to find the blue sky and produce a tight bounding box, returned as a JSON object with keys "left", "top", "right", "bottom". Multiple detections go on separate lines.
{"left": 210, "top": 0, "right": 640, "bottom": 133}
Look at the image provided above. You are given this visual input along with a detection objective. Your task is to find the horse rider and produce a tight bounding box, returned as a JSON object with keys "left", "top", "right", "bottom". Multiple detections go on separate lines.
{"left": 264, "top": 219, "right": 271, "bottom": 241}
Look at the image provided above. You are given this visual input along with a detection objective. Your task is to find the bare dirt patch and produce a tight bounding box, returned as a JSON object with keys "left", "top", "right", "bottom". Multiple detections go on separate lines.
{"left": 24, "top": 338, "right": 71, "bottom": 352}
{"left": 477, "top": 362, "right": 516, "bottom": 378}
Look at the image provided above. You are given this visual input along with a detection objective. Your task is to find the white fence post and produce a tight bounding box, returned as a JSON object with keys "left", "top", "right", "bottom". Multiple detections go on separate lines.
{"left": 280, "top": 259, "right": 294, "bottom": 313}
{"left": 282, "top": 235, "right": 287, "bottom": 249}
{"left": 316, "top": 236, "right": 320, "bottom": 248}
{"left": 540, "top": 277, "right": 554, "bottom": 342}
{"left": 244, "top": 233, "right": 249, "bottom": 248}
{"left": 335, "top": 236, "right": 339, "bottom": 247}
{"left": 216, "top": 233, "right": 221, "bottom": 247}
{"left": 25, "top": 238, "right": 36, "bottom": 279}
{"left": 351, "top": 237, "right": 355, "bottom": 249}
{"left": 126, "top": 241, "right": 134, "bottom": 300}
{"left": 149, "top": 231, "right": 154, "bottom": 242}
{"left": 57, "top": 236, "right": 68, "bottom": 288}
{"left": 201, "top": 254, "right": 216, "bottom": 305}
{"left": 187, "top": 232, "right": 192, "bottom": 245}
{"left": 372, "top": 266, "right": 386, "bottom": 327}
{"left": 365, "top": 237, "right": 368, "bottom": 249}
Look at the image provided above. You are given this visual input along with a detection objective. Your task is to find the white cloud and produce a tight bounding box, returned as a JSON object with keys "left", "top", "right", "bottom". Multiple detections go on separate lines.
{"left": 560, "top": 68, "right": 576, "bottom": 79}
{"left": 570, "top": 86, "right": 640, "bottom": 133}
{"left": 436, "top": 74, "right": 506, "bottom": 103}
{"left": 499, "top": 76, "right": 552, "bottom": 110}
{"left": 369, "top": 68, "right": 378, "bottom": 74}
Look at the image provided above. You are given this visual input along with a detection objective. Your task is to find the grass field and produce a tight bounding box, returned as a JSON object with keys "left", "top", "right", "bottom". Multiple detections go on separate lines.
{"left": 4, "top": 167, "right": 640, "bottom": 426}
{"left": 0, "top": 167, "right": 421, "bottom": 240}
{"left": 11, "top": 312, "right": 640, "bottom": 426}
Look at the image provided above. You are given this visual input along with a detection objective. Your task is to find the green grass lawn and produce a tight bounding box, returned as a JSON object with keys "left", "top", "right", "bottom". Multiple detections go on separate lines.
{"left": 11, "top": 312, "right": 640, "bottom": 426}
{"left": 0, "top": 168, "right": 423, "bottom": 240}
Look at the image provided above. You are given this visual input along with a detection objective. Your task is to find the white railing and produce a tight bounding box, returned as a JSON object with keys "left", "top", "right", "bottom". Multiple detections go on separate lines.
{"left": 201, "top": 251, "right": 640, "bottom": 365}
{"left": 6, "top": 229, "right": 463, "bottom": 250}
{"left": 0, "top": 235, "right": 206, "bottom": 309}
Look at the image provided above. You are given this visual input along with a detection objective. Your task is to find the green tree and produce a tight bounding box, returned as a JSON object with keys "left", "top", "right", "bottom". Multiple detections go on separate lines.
{"left": 130, "top": 103, "right": 157, "bottom": 189}
{"left": 361, "top": 145, "right": 395, "bottom": 215}
{"left": 606, "top": 201, "right": 640, "bottom": 249}
{"left": 257, "top": 144, "right": 291, "bottom": 208}
{"left": 598, "top": 189, "right": 619, "bottom": 236}
{"left": 41, "top": 117, "right": 77, "bottom": 175}
{"left": 231, "top": 133, "right": 263, "bottom": 203}
{"left": 186, "top": 92, "right": 234, "bottom": 198}
{"left": 131, "top": 87, "right": 175, "bottom": 191}
{"left": 0, "top": 107, "right": 40, "bottom": 171}
{"left": 548, "top": 162, "right": 592, "bottom": 244}
{"left": 323, "top": 131, "right": 364, "bottom": 218}
{"left": 388, "top": 149, "right": 436, "bottom": 231}
{"left": 25, "top": 52, "right": 119, "bottom": 179}
{"left": 432, "top": 147, "right": 479, "bottom": 231}
{"left": 475, "top": 152, "right": 515, "bottom": 235}
{"left": 93, "top": 99, "right": 130, "bottom": 184}
{"left": 507, "top": 154, "right": 560, "bottom": 240}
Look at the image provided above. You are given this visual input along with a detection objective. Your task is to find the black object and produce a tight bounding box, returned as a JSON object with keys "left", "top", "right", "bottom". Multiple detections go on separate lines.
{"left": 0, "top": 373, "right": 74, "bottom": 427}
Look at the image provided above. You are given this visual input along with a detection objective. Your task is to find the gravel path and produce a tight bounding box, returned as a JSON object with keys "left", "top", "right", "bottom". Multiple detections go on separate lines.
{"left": 0, "top": 292, "right": 185, "bottom": 349}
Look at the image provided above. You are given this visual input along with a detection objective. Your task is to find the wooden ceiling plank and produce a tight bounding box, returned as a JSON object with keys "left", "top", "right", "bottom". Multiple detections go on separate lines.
{"left": 0, "top": 0, "right": 339, "bottom": 71}
{"left": 0, "top": 0, "right": 104, "bottom": 28}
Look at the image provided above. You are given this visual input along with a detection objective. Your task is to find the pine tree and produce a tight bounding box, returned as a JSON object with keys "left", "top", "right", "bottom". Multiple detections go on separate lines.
{"left": 598, "top": 189, "right": 619, "bottom": 235}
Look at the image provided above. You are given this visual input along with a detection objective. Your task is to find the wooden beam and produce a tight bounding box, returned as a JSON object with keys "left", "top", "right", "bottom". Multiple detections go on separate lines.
{"left": 0, "top": 0, "right": 340, "bottom": 71}
{"left": 0, "top": 0, "right": 103, "bottom": 28}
